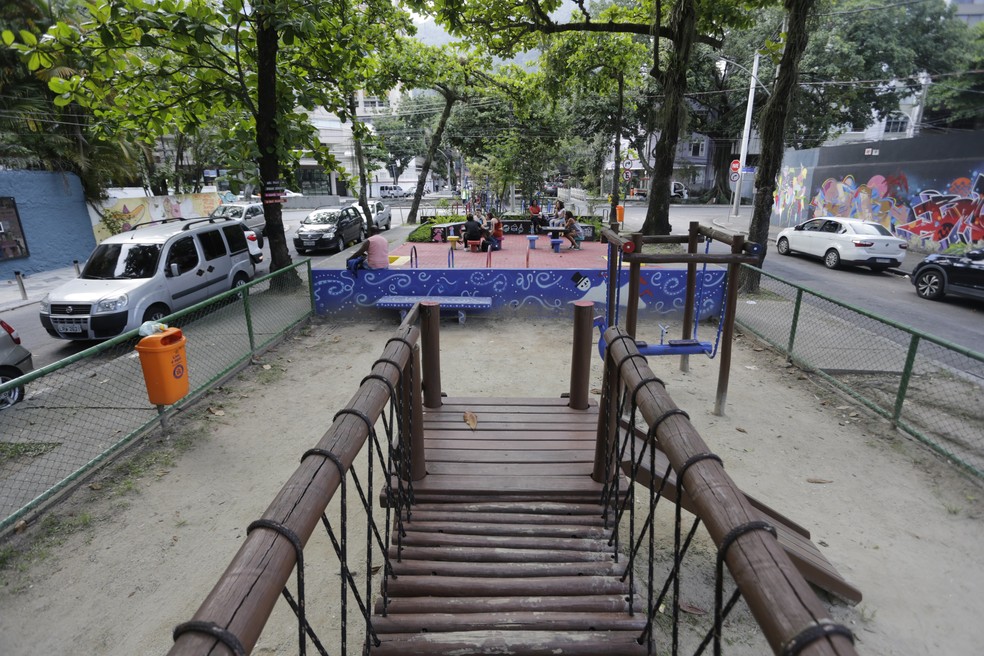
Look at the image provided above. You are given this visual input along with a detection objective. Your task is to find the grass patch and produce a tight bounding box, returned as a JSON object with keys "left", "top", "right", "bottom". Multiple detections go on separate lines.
{"left": 0, "top": 442, "right": 60, "bottom": 465}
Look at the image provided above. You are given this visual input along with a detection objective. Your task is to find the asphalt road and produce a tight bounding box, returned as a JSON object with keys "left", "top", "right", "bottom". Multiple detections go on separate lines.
{"left": 8, "top": 201, "right": 983, "bottom": 369}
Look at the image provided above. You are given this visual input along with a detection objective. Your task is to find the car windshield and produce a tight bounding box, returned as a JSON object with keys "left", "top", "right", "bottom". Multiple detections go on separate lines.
{"left": 82, "top": 243, "right": 162, "bottom": 279}
{"left": 852, "top": 223, "right": 893, "bottom": 236}
{"left": 211, "top": 205, "right": 244, "bottom": 219}
{"left": 303, "top": 211, "right": 340, "bottom": 225}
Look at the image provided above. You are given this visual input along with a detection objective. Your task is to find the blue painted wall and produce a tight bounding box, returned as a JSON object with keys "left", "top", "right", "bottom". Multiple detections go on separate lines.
{"left": 0, "top": 171, "right": 96, "bottom": 279}
{"left": 312, "top": 267, "right": 726, "bottom": 320}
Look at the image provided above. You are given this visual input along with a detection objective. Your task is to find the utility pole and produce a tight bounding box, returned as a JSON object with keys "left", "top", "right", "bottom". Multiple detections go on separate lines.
{"left": 731, "top": 51, "right": 760, "bottom": 219}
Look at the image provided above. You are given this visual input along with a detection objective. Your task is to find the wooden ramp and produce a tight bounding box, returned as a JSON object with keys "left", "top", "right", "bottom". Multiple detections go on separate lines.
{"left": 372, "top": 397, "right": 649, "bottom": 655}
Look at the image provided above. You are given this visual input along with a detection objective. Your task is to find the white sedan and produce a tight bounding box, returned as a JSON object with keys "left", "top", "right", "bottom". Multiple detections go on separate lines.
{"left": 776, "top": 217, "right": 908, "bottom": 271}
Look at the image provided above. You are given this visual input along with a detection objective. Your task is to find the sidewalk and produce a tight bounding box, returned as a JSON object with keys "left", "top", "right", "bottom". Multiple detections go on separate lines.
{"left": 0, "top": 264, "right": 80, "bottom": 314}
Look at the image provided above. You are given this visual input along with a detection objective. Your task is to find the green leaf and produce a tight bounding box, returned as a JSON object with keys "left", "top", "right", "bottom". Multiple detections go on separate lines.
{"left": 1, "top": 30, "right": 15, "bottom": 46}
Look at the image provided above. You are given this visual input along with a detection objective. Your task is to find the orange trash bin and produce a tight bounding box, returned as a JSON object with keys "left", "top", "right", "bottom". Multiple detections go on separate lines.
{"left": 135, "top": 327, "right": 189, "bottom": 405}
{"left": 615, "top": 205, "right": 625, "bottom": 223}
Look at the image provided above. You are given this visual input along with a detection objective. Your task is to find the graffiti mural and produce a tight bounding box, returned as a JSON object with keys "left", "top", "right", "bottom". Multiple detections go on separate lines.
{"left": 773, "top": 166, "right": 810, "bottom": 226}
{"left": 810, "top": 171, "right": 984, "bottom": 249}
{"left": 896, "top": 175, "right": 984, "bottom": 249}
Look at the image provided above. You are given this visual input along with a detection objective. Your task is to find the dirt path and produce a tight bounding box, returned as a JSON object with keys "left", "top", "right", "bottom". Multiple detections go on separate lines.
{"left": 1, "top": 317, "right": 982, "bottom": 655}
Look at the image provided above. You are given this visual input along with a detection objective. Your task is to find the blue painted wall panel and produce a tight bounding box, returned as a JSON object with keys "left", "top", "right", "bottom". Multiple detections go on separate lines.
{"left": 312, "top": 267, "right": 725, "bottom": 320}
{"left": 0, "top": 171, "right": 95, "bottom": 279}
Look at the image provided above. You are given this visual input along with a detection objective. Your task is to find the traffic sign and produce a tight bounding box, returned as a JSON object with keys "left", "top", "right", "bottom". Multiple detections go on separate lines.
{"left": 622, "top": 159, "right": 633, "bottom": 170}
{"left": 729, "top": 172, "right": 741, "bottom": 183}
{"left": 622, "top": 170, "right": 632, "bottom": 181}
{"left": 730, "top": 159, "right": 741, "bottom": 173}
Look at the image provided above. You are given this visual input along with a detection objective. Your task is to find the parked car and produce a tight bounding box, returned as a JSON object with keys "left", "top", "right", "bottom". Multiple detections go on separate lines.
{"left": 776, "top": 217, "right": 908, "bottom": 271}
{"left": 244, "top": 228, "right": 264, "bottom": 265}
{"left": 347, "top": 201, "right": 391, "bottom": 231}
{"left": 1, "top": 318, "right": 34, "bottom": 409}
{"left": 40, "top": 217, "right": 256, "bottom": 340}
{"left": 633, "top": 181, "right": 688, "bottom": 200}
{"left": 911, "top": 249, "right": 984, "bottom": 301}
{"left": 209, "top": 202, "right": 266, "bottom": 236}
{"left": 379, "top": 184, "right": 409, "bottom": 199}
{"left": 293, "top": 206, "right": 365, "bottom": 254}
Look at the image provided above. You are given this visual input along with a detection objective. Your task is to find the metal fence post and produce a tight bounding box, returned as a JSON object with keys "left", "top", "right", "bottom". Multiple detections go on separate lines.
{"left": 242, "top": 286, "right": 256, "bottom": 354}
{"left": 892, "top": 334, "right": 921, "bottom": 429}
{"left": 786, "top": 288, "right": 803, "bottom": 361}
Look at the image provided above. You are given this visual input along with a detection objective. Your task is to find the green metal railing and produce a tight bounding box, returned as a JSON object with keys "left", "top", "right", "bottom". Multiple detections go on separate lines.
{"left": 0, "top": 261, "right": 314, "bottom": 532}
{"left": 737, "top": 265, "right": 984, "bottom": 479}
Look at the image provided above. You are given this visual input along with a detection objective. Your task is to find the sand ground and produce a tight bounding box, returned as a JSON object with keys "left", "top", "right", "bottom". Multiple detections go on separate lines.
{"left": 1, "top": 316, "right": 982, "bottom": 655}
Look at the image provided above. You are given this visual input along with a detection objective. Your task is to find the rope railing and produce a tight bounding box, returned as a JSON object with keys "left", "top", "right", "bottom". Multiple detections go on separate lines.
{"left": 596, "top": 325, "right": 858, "bottom": 656}
{"left": 168, "top": 309, "right": 432, "bottom": 655}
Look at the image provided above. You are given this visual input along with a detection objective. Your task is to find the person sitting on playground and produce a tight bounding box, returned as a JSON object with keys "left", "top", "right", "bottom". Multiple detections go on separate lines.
{"left": 486, "top": 212, "right": 504, "bottom": 250}
{"left": 563, "top": 211, "right": 582, "bottom": 250}
{"left": 529, "top": 200, "right": 541, "bottom": 217}
{"left": 551, "top": 200, "right": 566, "bottom": 226}
{"left": 349, "top": 226, "right": 389, "bottom": 271}
{"left": 463, "top": 213, "right": 487, "bottom": 248}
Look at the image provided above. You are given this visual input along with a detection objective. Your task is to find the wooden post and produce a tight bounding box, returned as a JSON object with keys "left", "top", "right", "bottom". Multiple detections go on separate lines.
{"left": 681, "top": 222, "right": 699, "bottom": 373}
{"left": 606, "top": 241, "right": 619, "bottom": 328}
{"left": 420, "top": 301, "right": 442, "bottom": 408}
{"left": 625, "top": 233, "right": 643, "bottom": 338}
{"left": 714, "top": 235, "right": 744, "bottom": 416}
{"left": 569, "top": 301, "right": 594, "bottom": 410}
{"left": 408, "top": 344, "right": 426, "bottom": 480}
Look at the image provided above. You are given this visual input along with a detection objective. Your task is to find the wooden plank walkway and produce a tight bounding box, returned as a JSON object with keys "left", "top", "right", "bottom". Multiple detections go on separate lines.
{"left": 372, "top": 397, "right": 649, "bottom": 655}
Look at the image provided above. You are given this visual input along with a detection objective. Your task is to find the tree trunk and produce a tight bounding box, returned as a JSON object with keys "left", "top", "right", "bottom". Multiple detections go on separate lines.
{"left": 255, "top": 1, "right": 291, "bottom": 274}
{"left": 711, "top": 136, "right": 735, "bottom": 202}
{"left": 350, "top": 94, "right": 373, "bottom": 232}
{"left": 408, "top": 92, "right": 455, "bottom": 225}
{"left": 642, "top": 0, "right": 697, "bottom": 235}
{"left": 746, "top": 0, "right": 815, "bottom": 291}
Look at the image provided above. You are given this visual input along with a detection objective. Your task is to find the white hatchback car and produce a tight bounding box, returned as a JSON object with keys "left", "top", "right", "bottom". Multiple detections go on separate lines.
{"left": 776, "top": 217, "right": 908, "bottom": 271}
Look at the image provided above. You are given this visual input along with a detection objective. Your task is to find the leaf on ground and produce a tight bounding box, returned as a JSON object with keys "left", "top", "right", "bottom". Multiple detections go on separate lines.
{"left": 262, "top": 364, "right": 272, "bottom": 370}
{"left": 807, "top": 478, "right": 833, "bottom": 484}
{"left": 88, "top": 482, "right": 103, "bottom": 491}
{"left": 463, "top": 411, "right": 478, "bottom": 431}
{"left": 736, "top": 427, "right": 747, "bottom": 433}
{"left": 208, "top": 407, "right": 225, "bottom": 416}
{"left": 14, "top": 519, "right": 27, "bottom": 533}
{"left": 590, "top": 388, "right": 603, "bottom": 395}
{"left": 679, "top": 602, "right": 706, "bottom": 615}
{"left": 836, "top": 405, "right": 850, "bottom": 410}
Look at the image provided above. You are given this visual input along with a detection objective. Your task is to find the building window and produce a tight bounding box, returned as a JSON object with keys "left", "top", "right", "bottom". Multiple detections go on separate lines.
{"left": 884, "top": 113, "right": 909, "bottom": 134}
{"left": 689, "top": 140, "right": 705, "bottom": 157}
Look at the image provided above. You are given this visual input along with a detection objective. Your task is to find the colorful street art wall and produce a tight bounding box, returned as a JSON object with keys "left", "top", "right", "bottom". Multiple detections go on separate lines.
{"left": 89, "top": 193, "right": 222, "bottom": 241}
{"left": 312, "top": 267, "right": 726, "bottom": 321}
{"left": 773, "top": 132, "right": 984, "bottom": 250}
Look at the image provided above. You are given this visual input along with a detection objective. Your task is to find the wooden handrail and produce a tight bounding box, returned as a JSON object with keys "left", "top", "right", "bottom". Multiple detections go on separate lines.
{"left": 169, "top": 323, "right": 420, "bottom": 655}
{"left": 598, "top": 325, "right": 857, "bottom": 656}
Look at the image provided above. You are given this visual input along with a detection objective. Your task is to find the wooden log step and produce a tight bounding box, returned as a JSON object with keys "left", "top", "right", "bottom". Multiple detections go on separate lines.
{"left": 401, "top": 520, "right": 608, "bottom": 540}
{"left": 398, "top": 531, "right": 609, "bottom": 552}
{"left": 368, "top": 629, "right": 647, "bottom": 656}
{"left": 399, "top": 492, "right": 615, "bottom": 506}
{"left": 435, "top": 404, "right": 598, "bottom": 415}
{"left": 424, "top": 413, "right": 594, "bottom": 424}
{"left": 401, "top": 474, "right": 605, "bottom": 496}
{"left": 376, "top": 594, "right": 643, "bottom": 616}
{"left": 388, "top": 559, "right": 624, "bottom": 579}
{"left": 424, "top": 430, "right": 597, "bottom": 441}
{"left": 424, "top": 438, "right": 595, "bottom": 450}
{"left": 404, "top": 509, "right": 606, "bottom": 526}
{"left": 441, "top": 397, "right": 591, "bottom": 407}
{"left": 425, "top": 448, "right": 594, "bottom": 464}
{"left": 408, "top": 501, "right": 604, "bottom": 516}
{"left": 424, "top": 462, "right": 595, "bottom": 477}
{"left": 371, "top": 611, "right": 648, "bottom": 634}
{"left": 384, "top": 574, "right": 632, "bottom": 598}
{"left": 387, "top": 546, "right": 615, "bottom": 564}
{"left": 423, "top": 421, "right": 594, "bottom": 432}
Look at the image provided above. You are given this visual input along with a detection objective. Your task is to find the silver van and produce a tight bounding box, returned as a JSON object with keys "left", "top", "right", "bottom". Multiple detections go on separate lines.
{"left": 40, "top": 217, "right": 256, "bottom": 340}
{"left": 379, "top": 185, "right": 408, "bottom": 199}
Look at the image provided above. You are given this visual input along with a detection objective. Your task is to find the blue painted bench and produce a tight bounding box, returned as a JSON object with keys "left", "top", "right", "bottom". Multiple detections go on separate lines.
{"left": 376, "top": 295, "right": 493, "bottom": 324}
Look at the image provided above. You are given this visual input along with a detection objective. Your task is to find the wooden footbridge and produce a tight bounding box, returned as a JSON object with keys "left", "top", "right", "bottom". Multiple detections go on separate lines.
{"left": 169, "top": 301, "right": 860, "bottom": 656}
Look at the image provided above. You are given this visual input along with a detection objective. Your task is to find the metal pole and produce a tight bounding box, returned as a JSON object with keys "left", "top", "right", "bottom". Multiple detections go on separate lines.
{"left": 569, "top": 301, "right": 594, "bottom": 410}
{"left": 73, "top": 260, "right": 81, "bottom": 276}
{"left": 731, "top": 52, "right": 760, "bottom": 219}
{"left": 681, "top": 222, "right": 700, "bottom": 373}
{"left": 14, "top": 271, "right": 27, "bottom": 300}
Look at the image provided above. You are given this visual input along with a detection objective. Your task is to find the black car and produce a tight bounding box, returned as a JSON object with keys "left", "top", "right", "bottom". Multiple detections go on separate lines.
{"left": 911, "top": 249, "right": 984, "bottom": 301}
{"left": 294, "top": 207, "right": 365, "bottom": 254}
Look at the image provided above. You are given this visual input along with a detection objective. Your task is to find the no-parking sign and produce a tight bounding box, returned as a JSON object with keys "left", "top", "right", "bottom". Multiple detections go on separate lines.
{"left": 730, "top": 159, "right": 741, "bottom": 173}
{"left": 729, "top": 172, "right": 741, "bottom": 183}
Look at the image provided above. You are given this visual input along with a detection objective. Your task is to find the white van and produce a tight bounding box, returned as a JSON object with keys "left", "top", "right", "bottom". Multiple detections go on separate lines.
{"left": 40, "top": 217, "right": 256, "bottom": 340}
{"left": 379, "top": 184, "right": 408, "bottom": 199}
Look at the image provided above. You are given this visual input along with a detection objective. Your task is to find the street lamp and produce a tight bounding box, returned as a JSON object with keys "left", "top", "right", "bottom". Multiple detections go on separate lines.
{"left": 723, "top": 53, "right": 770, "bottom": 219}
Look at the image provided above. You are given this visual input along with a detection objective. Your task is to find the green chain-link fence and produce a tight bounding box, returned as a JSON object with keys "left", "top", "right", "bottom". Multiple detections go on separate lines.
{"left": 0, "top": 261, "right": 313, "bottom": 532}
{"left": 737, "top": 265, "right": 984, "bottom": 479}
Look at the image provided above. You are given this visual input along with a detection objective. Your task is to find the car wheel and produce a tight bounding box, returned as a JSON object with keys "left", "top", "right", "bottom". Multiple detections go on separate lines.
{"left": 777, "top": 237, "right": 791, "bottom": 255}
{"left": 915, "top": 269, "right": 945, "bottom": 300}
{"left": 823, "top": 249, "right": 841, "bottom": 269}
{"left": 0, "top": 367, "right": 25, "bottom": 410}
{"left": 143, "top": 303, "right": 170, "bottom": 323}
{"left": 385, "top": 220, "right": 391, "bottom": 230}
{"left": 232, "top": 272, "right": 250, "bottom": 290}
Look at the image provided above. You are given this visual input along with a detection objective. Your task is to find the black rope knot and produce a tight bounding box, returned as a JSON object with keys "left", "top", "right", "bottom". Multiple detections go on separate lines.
{"left": 717, "top": 520, "right": 777, "bottom": 566}
{"left": 173, "top": 620, "right": 246, "bottom": 655}
{"left": 781, "top": 619, "right": 855, "bottom": 655}
{"left": 678, "top": 452, "right": 723, "bottom": 492}
{"left": 301, "top": 447, "right": 346, "bottom": 475}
